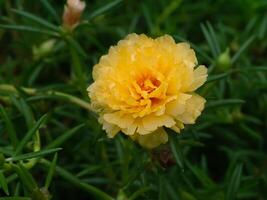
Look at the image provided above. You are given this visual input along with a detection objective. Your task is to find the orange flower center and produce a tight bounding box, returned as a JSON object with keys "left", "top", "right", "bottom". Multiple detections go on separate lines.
{"left": 137, "top": 75, "right": 161, "bottom": 93}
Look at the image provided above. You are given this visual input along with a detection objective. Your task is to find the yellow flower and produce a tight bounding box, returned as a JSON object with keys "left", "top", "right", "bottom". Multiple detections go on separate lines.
{"left": 88, "top": 34, "right": 207, "bottom": 148}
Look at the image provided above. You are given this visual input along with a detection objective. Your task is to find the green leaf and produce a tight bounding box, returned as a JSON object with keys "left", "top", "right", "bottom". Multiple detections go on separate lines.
{"left": 68, "top": 40, "right": 87, "bottom": 95}
{"left": 186, "top": 161, "right": 216, "bottom": 188}
{"left": 19, "top": 98, "right": 35, "bottom": 128}
{"left": 6, "top": 148, "right": 61, "bottom": 162}
{"left": 128, "top": 14, "right": 140, "bottom": 33}
{"left": 122, "top": 157, "right": 149, "bottom": 189}
{"left": 14, "top": 114, "right": 47, "bottom": 156}
{"left": 45, "top": 153, "right": 58, "bottom": 189}
{"left": 141, "top": 3, "right": 153, "bottom": 33}
{"left": 201, "top": 22, "right": 220, "bottom": 58}
{"left": 128, "top": 186, "right": 151, "bottom": 200}
{"left": 40, "top": 0, "right": 60, "bottom": 24}
{"left": 45, "top": 124, "right": 84, "bottom": 149}
{"left": 41, "top": 159, "right": 113, "bottom": 200}
{"left": 0, "top": 105, "right": 18, "bottom": 147}
{"left": 65, "top": 36, "right": 87, "bottom": 58}
{"left": 231, "top": 35, "right": 255, "bottom": 64}
{"left": 0, "top": 147, "right": 12, "bottom": 156}
{"left": 236, "top": 66, "right": 267, "bottom": 72}
{"left": 239, "top": 124, "right": 262, "bottom": 141}
{"left": 0, "top": 24, "right": 58, "bottom": 36}
{"left": 14, "top": 182, "right": 21, "bottom": 196}
{"left": 179, "top": 139, "right": 204, "bottom": 147}
{"left": 13, "top": 163, "right": 38, "bottom": 192}
{"left": 156, "top": 0, "right": 182, "bottom": 26}
{"left": 9, "top": 96, "right": 22, "bottom": 113}
{"left": 164, "top": 178, "right": 180, "bottom": 200}
{"left": 258, "top": 15, "right": 267, "bottom": 39}
{"left": 226, "top": 163, "right": 243, "bottom": 200}
{"left": 180, "top": 191, "right": 197, "bottom": 200}
{"left": 206, "top": 99, "right": 245, "bottom": 109}
{"left": 11, "top": 9, "right": 59, "bottom": 31}
{"left": 6, "top": 174, "right": 18, "bottom": 185}
{"left": 27, "top": 63, "right": 45, "bottom": 86}
{"left": 206, "top": 22, "right": 221, "bottom": 56}
{"left": 159, "top": 176, "right": 165, "bottom": 200}
{"left": 206, "top": 72, "right": 229, "bottom": 83}
{"left": 88, "top": 0, "right": 123, "bottom": 20}
{"left": 170, "top": 135, "right": 184, "bottom": 170}
{"left": 0, "top": 170, "right": 9, "bottom": 195}
{"left": 9, "top": 96, "right": 35, "bottom": 128}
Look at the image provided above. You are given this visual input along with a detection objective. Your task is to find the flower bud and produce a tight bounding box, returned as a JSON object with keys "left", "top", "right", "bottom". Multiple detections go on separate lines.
{"left": 33, "top": 39, "right": 56, "bottom": 60}
{"left": 62, "top": 0, "right": 86, "bottom": 31}
{"left": 216, "top": 48, "right": 231, "bottom": 72}
{"left": 31, "top": 187, "right": 51, "bottom": 200}
{"left": 116, "top": 190, "right": 127, "bottom": 200}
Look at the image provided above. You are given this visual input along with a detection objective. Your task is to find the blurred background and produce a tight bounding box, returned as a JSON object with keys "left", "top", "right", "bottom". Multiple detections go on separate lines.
{"left": 0, "top": 0, "right": 267, "bottom": 199}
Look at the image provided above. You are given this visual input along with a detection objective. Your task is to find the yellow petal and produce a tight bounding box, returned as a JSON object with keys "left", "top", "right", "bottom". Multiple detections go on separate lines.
{"left": 175, "top": 43, "right": 197, "bottom": 66}
{"left": 165, "top": 93, "right": 192, "bottom": 116}
{"left": 189, "top": 65, "right": 208, "bottom": 91}
{"left": 103, "top": 112, "right": 134, "bottom": 129}
{"left": 122, "top": 123, "right": 137, "bottom": 136}
{"left": 176, "top": 94, "right": 206, "bottom": 124}
{"left": 140, "top": 114, "right": 175, "bottom": 134}
{"left": 99, "top": 117, "right": 120, "bottom": 138}
{"left": 170, "top": 121, "right": 185, "bottom": 133}
{"left": 131, "top": 128, "right": 168, "bottom": 149}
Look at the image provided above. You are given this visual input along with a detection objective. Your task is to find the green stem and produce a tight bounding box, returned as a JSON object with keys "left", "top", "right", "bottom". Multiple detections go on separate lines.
{"left": 101, "top": 143, "right": 117, "bottom": 184}
{"left": 70, "top": 44, "right": 87, "bottom": 90}
{"left": 0, "top": 84, "right": 92, "bottom": 111}
{"left": 65, "top": 36, "right": 88, "bottom": 98}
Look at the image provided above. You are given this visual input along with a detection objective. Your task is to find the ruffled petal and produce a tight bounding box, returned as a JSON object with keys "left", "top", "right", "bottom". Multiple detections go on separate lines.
{"left": 103, "top": 111, "right": 134, "bottom": 129}
{"left": 138, "top": 114, "right": 176, "bottom": 135}
{"left": 99, "top": 117, "right": 120, "bottom": 138}
{"left": 176, "top": 94, "right": 206, "bottom": 124}
{"left": 165, "top": 93, "right": 192, "bottom": 117}
{"left": 189, "top": 65, "right": 208, "bottom": 91}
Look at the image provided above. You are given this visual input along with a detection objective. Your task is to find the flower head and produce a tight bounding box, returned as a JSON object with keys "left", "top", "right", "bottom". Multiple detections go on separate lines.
{"left": 88, "top": 34, "right": 208, "bottom": 148}
{"left": 62, "top": 0, "right": 86, "bottom": 30}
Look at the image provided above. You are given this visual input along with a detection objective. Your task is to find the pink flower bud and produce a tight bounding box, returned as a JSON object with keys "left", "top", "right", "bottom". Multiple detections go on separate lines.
{"left": 63, "top": 0, "right": 86, "bottom": 30}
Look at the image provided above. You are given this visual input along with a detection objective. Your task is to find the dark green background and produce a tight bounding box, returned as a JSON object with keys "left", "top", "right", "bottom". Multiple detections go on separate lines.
{"left": 0, "top": 0, "right": 267, "bottom": 199}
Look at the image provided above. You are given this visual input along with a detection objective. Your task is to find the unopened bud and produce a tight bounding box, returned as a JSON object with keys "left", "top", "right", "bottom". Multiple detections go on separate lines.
{"left": 62, "top": 0, "right": 86, "bottom": 31}
{"left": 117, "top": 190, "right": 127, "bottom": 200}
{"left": 33, "top": 39, "right": 56, "bottom": 60}
{"left": 32, "top": 187, "right": 51, "bottom": 200}
{"left": 216, "top": 48, "right": 231, "bottom": 72}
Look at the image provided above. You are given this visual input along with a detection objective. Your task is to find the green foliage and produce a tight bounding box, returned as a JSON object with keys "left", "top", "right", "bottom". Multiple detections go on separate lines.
{"left": 0, "top": 0, "right": 267, "bottom": 199}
